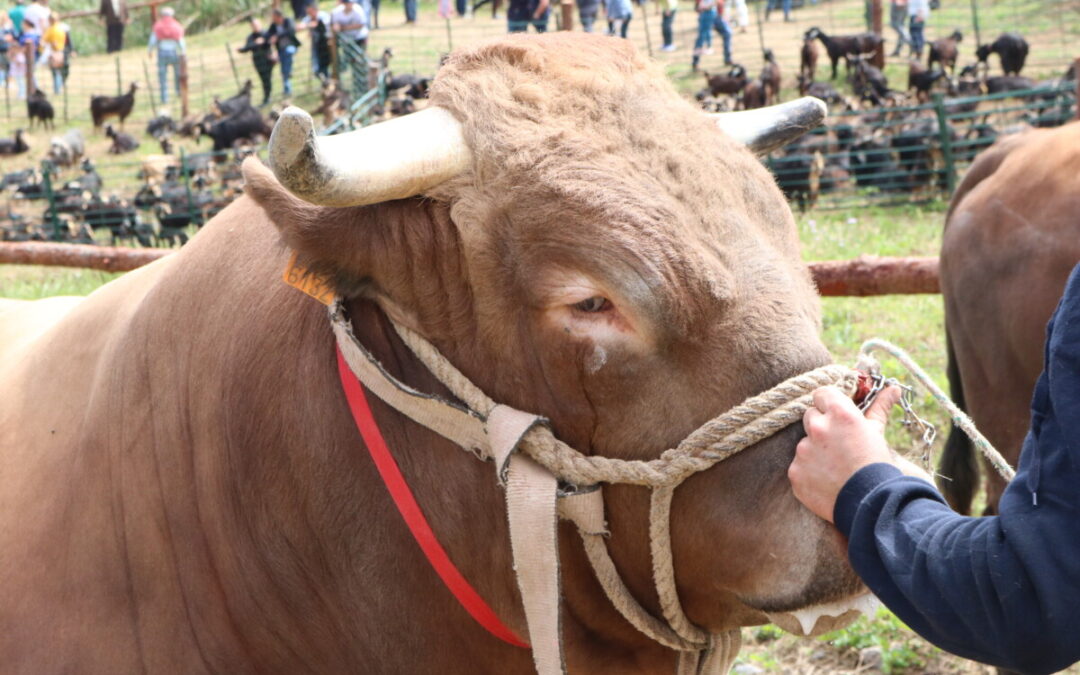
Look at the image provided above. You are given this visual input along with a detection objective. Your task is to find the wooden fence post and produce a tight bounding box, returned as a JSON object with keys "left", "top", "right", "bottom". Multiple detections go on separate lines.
{"left": 143, "top": 59, "right": 158, "bottom": 112}
{"left": 560, "top": 0, "right": 574, "bottom": 30}
{"left": 116, "top": 54, "right": 123, "bottom": 94}
{"left": 870, "top": 0, "right": 884, "bottom": 69}
{"left": 179, "top": 54, "right": 189, "bottom": 118}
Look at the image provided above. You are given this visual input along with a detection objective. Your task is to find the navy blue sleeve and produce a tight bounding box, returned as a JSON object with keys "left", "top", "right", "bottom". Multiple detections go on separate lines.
{"left": 833, "top": 265, "right": 1080, "bottom": 675}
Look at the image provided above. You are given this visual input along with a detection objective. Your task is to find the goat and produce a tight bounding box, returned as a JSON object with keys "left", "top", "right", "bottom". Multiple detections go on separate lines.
{"left": 984, "top": 75, "right": 1036, "bottom": 96}
{"left": 389, "top": 96, "right": 416, "bottom": 116}
{"left": 313, "top": 79, "right": 350, "bottom": 126}
{"left": 106, "top": 124, "right": 140, "bottom": 154}
{"left": 213, "top": 80, "right": 254, "bottom": 118}
{"left": 761, "top": 49, "right": 781, "bottom": 105}
{"left": 199, "top": 106, "right": 272, "bottom": 153}
{"left": 975, "top": 32, "right": 1029, "bottom": 76}
{"left": 740, "top": 79, "right": 766, "bottom": 110}
{"left": 800, "top": 32, "right": 819, "bottom": 82}
{"left": 849, "top": 55, "right": 890, "bottom": 106}
{"left": 908, "top": 60, "right": 947, "bottom": 102}
{"left": 146, "top": 111, "right": 177, "bottom": 140}
{"left": 0, "top": 129, "right": 29, "bottom": 156}
{"left": 705, "top": 64, "right": 748, "bottom": 97}
{"left": 27, "top": 89, "right": 55, "bottom": 130}
{"left": 805, "top": 26, "right": 883, "bottom": 80}
{"left": 796, "top": 75, "right": 843, "bottom": 105}
{"left": 928, "top": 30, "right": 963, "bottom": 74}
{"left": 91, "top": 82, "right": 139, "bottom": 129}
{"left": 46, "top": 129, "right": 85, "bottom": 167}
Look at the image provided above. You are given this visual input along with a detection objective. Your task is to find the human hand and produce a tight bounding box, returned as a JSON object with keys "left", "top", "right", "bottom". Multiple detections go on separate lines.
{"left": 787, "top": 385, "right": 901, "bottom": 523}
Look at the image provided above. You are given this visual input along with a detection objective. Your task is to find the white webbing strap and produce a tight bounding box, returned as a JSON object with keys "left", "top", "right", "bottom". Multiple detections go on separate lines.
{"left": 488, "top": 406, "right": 566, "bottom": 675}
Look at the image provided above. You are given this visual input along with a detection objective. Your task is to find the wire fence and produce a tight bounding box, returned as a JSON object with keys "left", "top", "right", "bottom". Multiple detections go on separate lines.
{"left": 767, "top": 78, "right": 1076, "bottom": 210}
{"left": 2, "top": 0, "right": 1077, "bottom": 238}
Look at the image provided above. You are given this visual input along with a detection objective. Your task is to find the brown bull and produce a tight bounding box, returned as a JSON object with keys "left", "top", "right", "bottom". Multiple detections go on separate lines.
{"left": 939, "top": 121, "right": 1080, "bottom": 515}
{"left": 0, "top": 35, "right": 867, "bottom": 672}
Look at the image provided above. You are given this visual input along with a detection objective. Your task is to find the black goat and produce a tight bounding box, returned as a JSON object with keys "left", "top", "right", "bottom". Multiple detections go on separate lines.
{"left": 200, "top": 106, "right": 273, "bottom": 153}
{"left": 91, "top": 82, "right": 139, "bottom": 128}
{"left": 28, "top": 89, "right": 55, "bottom": 130}
{"left": 805, "top": 27, "right": 883, "bottom": 80}
{"left": 214, "top": 80, "right": 254, "bottom": 118}
{"left": 106, "top": 124, "right": 141, "bottom": 154}
{"left": 908, "top": 60, "right": 947, "bottom": 102}
{"left": 146, "top": 112, "right": 177, "bottom": 140}
{"left": 797, "top": 75, "right": 843, "bottom": 105}
{"left": 928, "top": 30, "right": 962, "bottom": 74}
{"left": 985, "top": 75, "right": 1036, "bottom": 95}
{"left": 0, "top": 129, "right": 29, "bottom": 156}
{"left": 849, "top": 56, "right": 890, "bottom": 106}
{"left": 975, "top": 32, "right": 1029, "bottom": 76}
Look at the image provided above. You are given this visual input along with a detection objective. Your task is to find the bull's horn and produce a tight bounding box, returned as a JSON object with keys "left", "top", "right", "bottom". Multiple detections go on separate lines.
{"left": 708, "top": 97, "right": 828, "bottom": 155}
{"left": 268, "top": 106, "right": 471, "bottom": 207}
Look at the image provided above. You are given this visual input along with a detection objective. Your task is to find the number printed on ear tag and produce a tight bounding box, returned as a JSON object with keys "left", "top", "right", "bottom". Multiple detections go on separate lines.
{"left": 282, "top": 251, "right": 336, "bottom": 306}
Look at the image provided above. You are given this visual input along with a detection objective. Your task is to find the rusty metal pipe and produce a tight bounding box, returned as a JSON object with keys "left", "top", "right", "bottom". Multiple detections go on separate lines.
{"left": 1, "top": 244, "right": 941, "bottom": 296}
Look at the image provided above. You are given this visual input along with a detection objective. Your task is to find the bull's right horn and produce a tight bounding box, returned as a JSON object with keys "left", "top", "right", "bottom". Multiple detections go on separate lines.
{"left": 268, "top": 106, "right": 471, "bottom": 207}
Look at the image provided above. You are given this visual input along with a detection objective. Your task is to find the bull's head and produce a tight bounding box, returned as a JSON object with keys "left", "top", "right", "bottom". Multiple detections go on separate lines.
{"left": 246, "top": 33, "right": 863, "bottom": 657}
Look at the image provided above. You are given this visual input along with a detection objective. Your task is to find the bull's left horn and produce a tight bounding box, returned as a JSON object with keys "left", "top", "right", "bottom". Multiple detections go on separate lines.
{"left": 708, "top": 97, "right": 828, "bottom": 155}
{"left": 268, "top": 106, "right": 471, "bottom": 207}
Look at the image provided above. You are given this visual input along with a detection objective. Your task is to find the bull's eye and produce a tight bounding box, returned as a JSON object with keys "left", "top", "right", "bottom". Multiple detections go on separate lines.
{"left": 573, "top": 297, "right": 610, "bottom": 313}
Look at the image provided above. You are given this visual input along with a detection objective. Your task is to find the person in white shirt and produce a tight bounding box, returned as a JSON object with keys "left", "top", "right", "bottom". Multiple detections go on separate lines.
{"left": 907, "top": 0, "right": 929, "bottom": 58}
{"left": 331, "top": 0, "right": 368, "bottom": 50}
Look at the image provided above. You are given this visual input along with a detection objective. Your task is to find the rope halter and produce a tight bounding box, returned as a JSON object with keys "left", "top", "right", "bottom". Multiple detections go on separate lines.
{"left": 330, "top": 300, "right": 859, "bottom": 675}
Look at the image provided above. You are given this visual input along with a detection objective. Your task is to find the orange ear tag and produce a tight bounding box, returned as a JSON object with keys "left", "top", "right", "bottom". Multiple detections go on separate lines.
{"left": 282, "top": 251, "right": 336, "bottom": 306}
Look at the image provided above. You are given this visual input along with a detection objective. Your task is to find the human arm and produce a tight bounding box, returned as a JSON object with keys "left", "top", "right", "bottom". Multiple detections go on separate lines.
{"left": 534, "top": 0, "right": 549, "bottom": 18}
{"left": 789, "top": 268, "right": 1080, "bottom": 674}
{"left": 147, "top": 31, "right": 157, "bottom": 54}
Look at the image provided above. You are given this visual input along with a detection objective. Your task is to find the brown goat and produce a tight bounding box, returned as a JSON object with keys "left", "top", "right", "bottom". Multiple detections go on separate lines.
{"left": 928, "top": 30, "right": 963, "bottom": 74}
{"left": 761, "top": 49, "right": 781, "bottom": 105}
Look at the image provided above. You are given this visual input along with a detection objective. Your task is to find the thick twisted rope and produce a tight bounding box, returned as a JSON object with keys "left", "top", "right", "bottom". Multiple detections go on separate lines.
{"left": 390, "top": 320, "right": 858, "bottom": 488}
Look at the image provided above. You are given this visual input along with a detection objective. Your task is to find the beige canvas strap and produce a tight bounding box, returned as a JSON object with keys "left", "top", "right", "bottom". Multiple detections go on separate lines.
{"left": 488, "top": 406, "right": 567, "bottom": 675}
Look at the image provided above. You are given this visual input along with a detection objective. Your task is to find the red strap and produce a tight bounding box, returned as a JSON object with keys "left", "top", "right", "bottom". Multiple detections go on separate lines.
{"left": 336, "top": 346, "right": 530, "bottom": 649}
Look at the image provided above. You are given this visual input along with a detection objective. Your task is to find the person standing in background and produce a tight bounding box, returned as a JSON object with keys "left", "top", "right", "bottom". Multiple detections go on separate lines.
{"left": 727, "top": 0, "right": 747, "bottom": 33}
{"left": 237, "top": 17, "right": 274, "bottom": 106}
{"left": 506, "top": 0, "right": 549, "bottom": 33}
{"left": 691, "top": 0, "right": 715, "bottom": 72}
{"left": 8, "top": 0, "right": 26, "bottom": 36}
{"left": 604, "top": 0, "right": 632, "bottom": 38}
{"left": 98, "top": 0, "right": 127, "bottom": 53}
{"left": 41, "top": 11, "right": 70, "bottom": 94}
{"left": 0, "top": 14, "right": 14, "bottom": 91}
{"left": 404, "top": 0, "right": 418, "bottom": 23}
{"left": 712, "top": 0, "right": 732, "bottom": 64}
{"left": 907, "top": 0, "right": 928, "bottom": 58}
{"left": 289, "top": 0, "right": 309, "bottom": 20}
{"left": 266, "top": 8, "right": 300, "bottom": 98}
{"left": 299, "top": 2, "right": 331, "bottom": 81}
{"left": 148, "top": 6, "right": 184, "bottom": 104}
{"left": 331, "top": 0, "right": 368, "bottom": 50}
{"left": 888, "top": 0, "right": 910, "bottom": 56}
{"left": 576, "top": 0, "right": 599, "bottom": 32}
{"left": 764, "top": 0, "right": 790, "bottom": 22}
{"left": 659, "top": 0, "right": 677, "bottom": 51}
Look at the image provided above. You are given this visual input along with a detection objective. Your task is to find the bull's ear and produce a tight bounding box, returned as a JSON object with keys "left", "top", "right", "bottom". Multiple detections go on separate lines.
{"left": 707, "top": 97, "right": 828, "bottom": 155}
{"left": 242, "top": 157, "right": 454, "bottom": 303}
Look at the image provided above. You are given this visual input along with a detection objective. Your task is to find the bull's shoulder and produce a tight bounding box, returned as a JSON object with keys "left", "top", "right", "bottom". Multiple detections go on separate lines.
{"left": 0, "top": 296, "right": 85, "bottom": 361}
